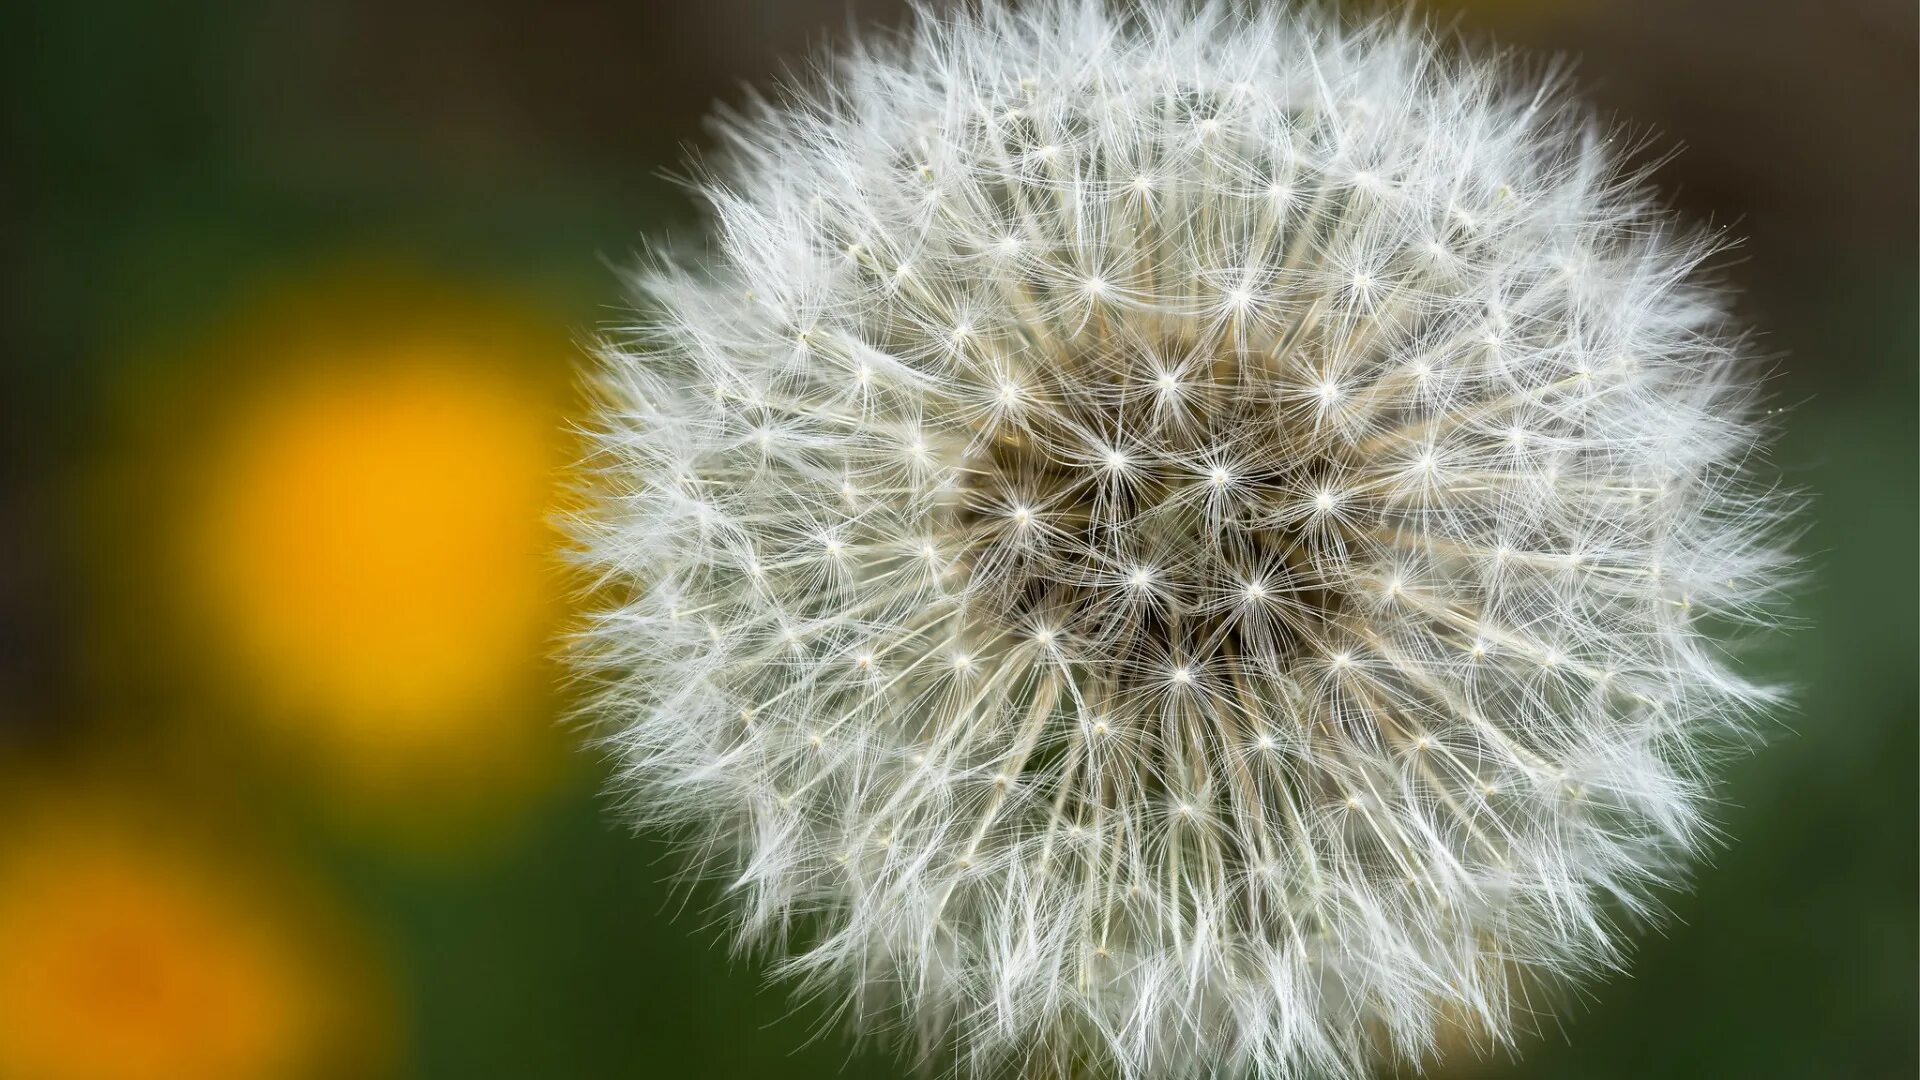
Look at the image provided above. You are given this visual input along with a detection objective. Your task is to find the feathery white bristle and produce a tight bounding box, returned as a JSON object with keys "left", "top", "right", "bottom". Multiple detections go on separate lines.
{"left": 567, "top": 2, "right": 1793, "bottom": 1076}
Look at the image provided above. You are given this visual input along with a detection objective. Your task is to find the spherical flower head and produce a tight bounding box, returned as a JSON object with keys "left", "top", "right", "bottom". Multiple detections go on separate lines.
{"left": 568, "top": 2, "right": 1795, "bottom": 1077}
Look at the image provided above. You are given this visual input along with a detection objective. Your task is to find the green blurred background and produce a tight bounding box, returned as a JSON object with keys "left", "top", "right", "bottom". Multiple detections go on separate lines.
{"left": 3, "top": 1, "right": 1913, "bottom": 1077}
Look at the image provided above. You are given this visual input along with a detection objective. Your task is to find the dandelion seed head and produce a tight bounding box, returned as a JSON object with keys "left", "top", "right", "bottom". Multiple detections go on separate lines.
{"left": 567, "top": 3, "right": 1795, "bottom": 1077}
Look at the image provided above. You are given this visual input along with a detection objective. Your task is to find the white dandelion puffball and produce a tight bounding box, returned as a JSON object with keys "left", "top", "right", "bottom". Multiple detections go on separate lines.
{"left": 569, "top": 2, "right": 1792, "bottom": 1076}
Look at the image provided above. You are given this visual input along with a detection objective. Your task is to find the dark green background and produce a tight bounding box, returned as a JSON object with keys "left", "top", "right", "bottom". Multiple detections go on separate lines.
{"left": 5, "top": 1, "right": 1914, "bottom": 1077}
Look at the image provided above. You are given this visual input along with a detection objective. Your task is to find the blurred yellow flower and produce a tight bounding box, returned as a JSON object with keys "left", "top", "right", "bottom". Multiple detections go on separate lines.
{"left": 158, "top": 268, "right": 574, "bottom": 834}
{"left": 201, "top": 368, "right": 551, "bottom": 724}
{"left": 0, "top": 792, "right": 387, "bottom": 1080}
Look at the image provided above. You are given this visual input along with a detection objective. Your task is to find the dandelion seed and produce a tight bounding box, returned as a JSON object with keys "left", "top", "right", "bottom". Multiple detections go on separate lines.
{"left": 567, "top": 3, "right": 1796, "bottom": 1078}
